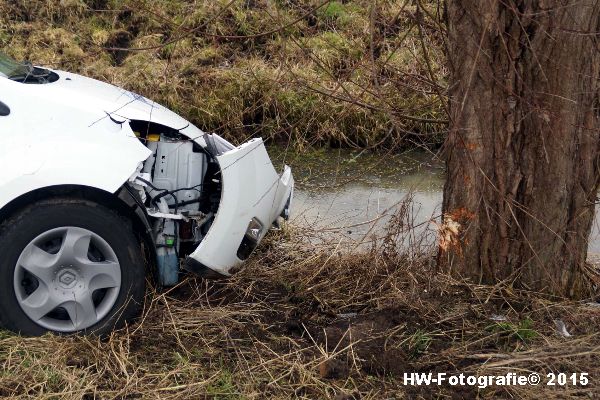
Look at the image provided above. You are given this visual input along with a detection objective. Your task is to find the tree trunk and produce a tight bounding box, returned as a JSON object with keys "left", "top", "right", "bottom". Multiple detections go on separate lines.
{"left": 441, "top": 0, "right": 600, "bottom": 298}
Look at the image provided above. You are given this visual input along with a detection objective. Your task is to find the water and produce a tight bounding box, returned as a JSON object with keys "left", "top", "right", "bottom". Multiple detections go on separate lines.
{"left": 270, "top": 147, "right": 444, "bottom": 250}
{"left": 269, "top": 146, "right": 600, "bottom": 254}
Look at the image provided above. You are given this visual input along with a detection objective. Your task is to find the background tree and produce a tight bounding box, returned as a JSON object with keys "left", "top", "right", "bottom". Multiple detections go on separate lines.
{"left": 440, "top": 0, "right": 600, "bottom": 298}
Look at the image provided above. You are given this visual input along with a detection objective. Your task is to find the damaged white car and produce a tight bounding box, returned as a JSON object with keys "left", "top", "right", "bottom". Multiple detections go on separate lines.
{"left": 0, "top": 52, "right": 293, "bottom": 335}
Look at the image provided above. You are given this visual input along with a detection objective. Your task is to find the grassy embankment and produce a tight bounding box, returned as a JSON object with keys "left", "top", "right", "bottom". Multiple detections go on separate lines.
{"left": 0, "top": 0, "right": 447, "bottom": 150}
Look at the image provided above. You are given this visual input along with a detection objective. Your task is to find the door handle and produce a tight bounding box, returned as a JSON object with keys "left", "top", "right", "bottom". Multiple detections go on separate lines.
{"left": 0, "top": 100, "right": 9, "bottom": 116}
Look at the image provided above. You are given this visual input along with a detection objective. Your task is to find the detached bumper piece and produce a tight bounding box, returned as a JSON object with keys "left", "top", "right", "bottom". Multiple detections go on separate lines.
{"left": 185, "top": 138, "right": 294, "bottom": 277}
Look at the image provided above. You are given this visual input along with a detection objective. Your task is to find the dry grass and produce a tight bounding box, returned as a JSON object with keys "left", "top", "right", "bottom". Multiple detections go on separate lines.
{"left": 0, "top": 0, "right": 447, "bottom": 150}
{"left": 1, "top": 211, "right": 599, "bottom": 399}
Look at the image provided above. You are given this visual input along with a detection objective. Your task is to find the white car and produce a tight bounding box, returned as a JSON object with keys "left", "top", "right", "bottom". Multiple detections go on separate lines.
{"left": 0, "top": 52, "right": 293, "bottom": 335}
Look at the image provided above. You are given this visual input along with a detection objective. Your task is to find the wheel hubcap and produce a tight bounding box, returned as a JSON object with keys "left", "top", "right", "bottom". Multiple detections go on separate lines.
{"left": 13, "top": 227, "right": 122, "bottom": 332}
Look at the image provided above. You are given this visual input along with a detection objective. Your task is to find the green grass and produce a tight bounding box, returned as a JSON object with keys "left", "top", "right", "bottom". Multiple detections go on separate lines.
{"left": 407, "top": 329, "right": 433, "bottom": 359}
{"left": 318, "top": 1, "right": 346, "bottom": 20}
{"left": 207, "top": 369, "right": 243, "bottom": 400}
{"left": 487, "top": 318, "right": 539, "bottom": 344}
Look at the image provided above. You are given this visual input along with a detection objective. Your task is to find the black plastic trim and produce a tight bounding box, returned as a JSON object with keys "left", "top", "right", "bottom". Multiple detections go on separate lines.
{"left": 237, "top": 235, "right": 258, "bottom": 260}
{"left": 184, "top": 257, "right": 227, "bottom": 279}
{"left": 0, "top": 101, "right": 10, "bottom": 116}
{"left": 281, "top": 194, "right": 292, "bottom": 220}
{"left": 118, "top": 184, "right": 154, "bottom": 242}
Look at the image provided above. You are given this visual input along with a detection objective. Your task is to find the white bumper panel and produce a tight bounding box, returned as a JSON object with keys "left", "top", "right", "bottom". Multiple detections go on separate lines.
{"left": 187, "top": 138, "right": 293, "bottom": 276}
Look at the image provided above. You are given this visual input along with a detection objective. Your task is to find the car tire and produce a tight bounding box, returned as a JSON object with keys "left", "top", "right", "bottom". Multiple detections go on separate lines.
{"left": 0, "top": 197, "right": 146, "bottom": 336}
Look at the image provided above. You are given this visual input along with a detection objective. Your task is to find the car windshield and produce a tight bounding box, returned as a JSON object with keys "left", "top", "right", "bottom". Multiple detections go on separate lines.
{"left": 0, "top": 51, "right": 32, "bottom": 79}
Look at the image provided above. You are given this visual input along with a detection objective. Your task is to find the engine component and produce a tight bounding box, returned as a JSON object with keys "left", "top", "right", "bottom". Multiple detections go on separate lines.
{"left": 140, "top": 134, "right": 209, "bottom": 286}
{"left": 154, "top": 197, "right": 179, "bottom": 286}
{"left": 144, "top": 136, "right": 207, "bottom": 212}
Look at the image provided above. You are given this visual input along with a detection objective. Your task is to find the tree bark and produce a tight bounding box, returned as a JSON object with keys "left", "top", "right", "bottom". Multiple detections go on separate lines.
{"left": 441, "top": 0, "right": 600, "bottom": 298}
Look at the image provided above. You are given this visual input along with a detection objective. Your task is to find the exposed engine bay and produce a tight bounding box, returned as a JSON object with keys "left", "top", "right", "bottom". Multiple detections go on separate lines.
{"left": 128, "top": 120, "right": 225, "bottom": 286}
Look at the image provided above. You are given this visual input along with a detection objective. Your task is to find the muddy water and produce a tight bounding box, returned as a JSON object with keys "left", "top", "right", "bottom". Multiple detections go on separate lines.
{"left": 269, "top": 146, "right": 600, "bottom": 254}
{"left": 269, "top": 147, "right": 444, "bottom": 251}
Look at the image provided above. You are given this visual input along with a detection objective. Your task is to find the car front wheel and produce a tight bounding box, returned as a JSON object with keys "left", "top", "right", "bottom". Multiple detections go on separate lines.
{"left": 0, "top": 198, "right": 146, "bottom": 336}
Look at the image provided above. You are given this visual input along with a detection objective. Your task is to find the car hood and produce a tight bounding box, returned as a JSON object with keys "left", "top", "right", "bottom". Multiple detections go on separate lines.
{"left": 51, "top": 70, "right": 194, "bottom": 131}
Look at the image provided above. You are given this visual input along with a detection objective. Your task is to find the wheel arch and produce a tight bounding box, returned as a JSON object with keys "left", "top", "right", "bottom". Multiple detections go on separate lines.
{"left": 0, "top": 184, "right": 157, "bottom": 279}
